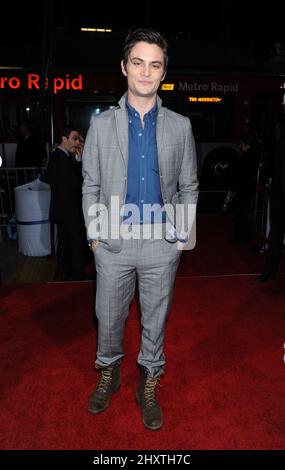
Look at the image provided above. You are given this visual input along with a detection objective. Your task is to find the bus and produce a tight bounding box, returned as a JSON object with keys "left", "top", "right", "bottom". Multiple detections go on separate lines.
{"left": 0, "top": 68, "right": 284, "bottom": 186}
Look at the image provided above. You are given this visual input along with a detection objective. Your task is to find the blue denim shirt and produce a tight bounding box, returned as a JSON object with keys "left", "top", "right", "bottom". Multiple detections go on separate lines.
{"left": 123, "top": 100, "right": 166, "bottom": 224}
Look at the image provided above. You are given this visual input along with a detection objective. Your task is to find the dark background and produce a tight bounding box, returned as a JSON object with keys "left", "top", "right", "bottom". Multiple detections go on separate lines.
{"left": 1, "top": 1, "right": 285, "bottom": 71}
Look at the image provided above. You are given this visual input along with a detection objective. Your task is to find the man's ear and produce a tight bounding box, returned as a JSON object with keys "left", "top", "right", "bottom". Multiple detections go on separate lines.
{"left": 121, "top": 60, "right": 127, "bottom": 77}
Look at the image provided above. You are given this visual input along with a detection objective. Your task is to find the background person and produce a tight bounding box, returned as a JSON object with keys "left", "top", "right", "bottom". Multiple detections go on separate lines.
{"left": 256, "top": 121, "right": 285, "bottom": 282}
{"left": 47, "top": 126, "right": 88, "bottom": 281}
{"left": 232, "top": 132, "right": 260, "bottom": 243}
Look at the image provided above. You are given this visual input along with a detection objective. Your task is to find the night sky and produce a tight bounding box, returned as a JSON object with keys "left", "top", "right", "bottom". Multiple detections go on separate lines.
{"left": 1, "top": 1, "right": 284, "bottom": 47}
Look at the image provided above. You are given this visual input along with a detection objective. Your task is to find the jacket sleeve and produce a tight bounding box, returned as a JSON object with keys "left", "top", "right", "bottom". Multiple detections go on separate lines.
{"left": 177, "top": 117, "right": 199, "bottom": 205}
{"left": 175, "top": 117, "right": 199, "bottom": 248}
{"left": 82, "top": 121, "right": 102, "bottom": 239}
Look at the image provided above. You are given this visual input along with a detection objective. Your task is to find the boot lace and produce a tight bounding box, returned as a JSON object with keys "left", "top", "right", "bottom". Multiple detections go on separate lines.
{"left": 144, "top": 377, "right": 161, "bottom": 408}
{"left": 97, "top": 368, "right": 113, "bottom": 393}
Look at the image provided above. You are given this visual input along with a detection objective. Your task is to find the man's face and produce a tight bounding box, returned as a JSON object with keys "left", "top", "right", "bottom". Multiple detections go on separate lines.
{"left": 121, "top": 41, "right": 165, "bottom": 99}
{"left": 62, "top": 130, "right": 80, "bottom": 154}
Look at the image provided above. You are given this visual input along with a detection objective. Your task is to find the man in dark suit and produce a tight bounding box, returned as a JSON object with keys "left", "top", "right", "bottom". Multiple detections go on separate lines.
{"left": 256, "top": 121, "right": 285, "bottom": 282}
{"left": 47, "top": 126, "right": 87, "bottom": 280}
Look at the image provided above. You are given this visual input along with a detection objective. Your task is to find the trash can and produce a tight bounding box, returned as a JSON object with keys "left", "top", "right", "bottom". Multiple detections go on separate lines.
{"left": 14, "top": 178, "right": 52, "bottom": 256}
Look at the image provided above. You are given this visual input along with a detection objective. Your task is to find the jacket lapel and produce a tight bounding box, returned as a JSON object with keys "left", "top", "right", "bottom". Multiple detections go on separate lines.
{"left": 156, "top": 108, "right": 165, "bottom": 162}
{"left": 115, "top": 95, "right": 129, "bottom": 168}
{"left": 115, "top": 94, "right": 165, "bottom": 170}
{"left": 156, "top": 105, "right": 165, "bottom": 174}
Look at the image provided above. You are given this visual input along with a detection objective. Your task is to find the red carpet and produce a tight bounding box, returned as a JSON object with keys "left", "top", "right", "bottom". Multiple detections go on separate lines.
{"left": 1, "top": 276, "right": 285, "bottom": 450}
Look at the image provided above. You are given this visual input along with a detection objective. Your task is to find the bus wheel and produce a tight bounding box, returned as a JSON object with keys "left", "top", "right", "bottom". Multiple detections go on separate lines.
{"left": 200, "top": 147, "right": 240, "bottom": 190}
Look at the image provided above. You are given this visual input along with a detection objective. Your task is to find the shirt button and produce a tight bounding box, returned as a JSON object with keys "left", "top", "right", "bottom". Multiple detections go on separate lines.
{"left": 141, "top": 199, "right": 144, "bottom": 203}
{"left": 141, "top": 155, "right": 145, "bottom": 159}
{"left": 141, "top": 177, "right": 145, "bottom": 181}
{"left": 138, "top": 133, "right": 142, "bottom": 137}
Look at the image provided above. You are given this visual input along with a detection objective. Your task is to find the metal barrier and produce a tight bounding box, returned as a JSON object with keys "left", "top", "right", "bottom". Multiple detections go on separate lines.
{"left": 0, "top": 167, "right": 47, "bottom": 223}
{"left": 252, "top": 161, "right": 269, "bottom": 233}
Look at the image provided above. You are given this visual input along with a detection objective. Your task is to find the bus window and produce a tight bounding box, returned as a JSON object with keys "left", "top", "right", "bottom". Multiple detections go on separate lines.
{"left": 65, "top": 98, "right": 118, "bottom": 134}
{"left": 182, "top": 95, "right": 235, "bottom": 142}
{"left": 161, "top": 96, "right": 178, "bottom": 113}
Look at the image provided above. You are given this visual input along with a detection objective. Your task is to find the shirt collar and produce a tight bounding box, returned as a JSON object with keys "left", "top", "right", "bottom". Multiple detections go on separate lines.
{"left": 126, "top": 99, "right": 158, "bottom": 120}
{"left": 57, "top": 145, "right": 70, "bottom": 156}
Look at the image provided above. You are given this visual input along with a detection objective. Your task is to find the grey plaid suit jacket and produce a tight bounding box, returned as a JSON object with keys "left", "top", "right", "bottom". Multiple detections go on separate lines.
{"left": 82, "top": 93, "right": 199, "bottom": 252}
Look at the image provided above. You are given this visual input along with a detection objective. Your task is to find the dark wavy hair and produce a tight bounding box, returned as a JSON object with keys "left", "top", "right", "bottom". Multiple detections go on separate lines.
{"left": 58, "top": 126, "right": 79, "bottom": 140}
{"left": 122, "top": 28, "right": 168, "bottom": 73}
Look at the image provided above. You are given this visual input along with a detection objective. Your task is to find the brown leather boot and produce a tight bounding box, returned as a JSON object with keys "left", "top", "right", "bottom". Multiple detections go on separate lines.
{"left": 88, "top": 363, "right": 120, "bottom": 414}
{"left": 136, "top": 367, "right": 163, "bottom": 430}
